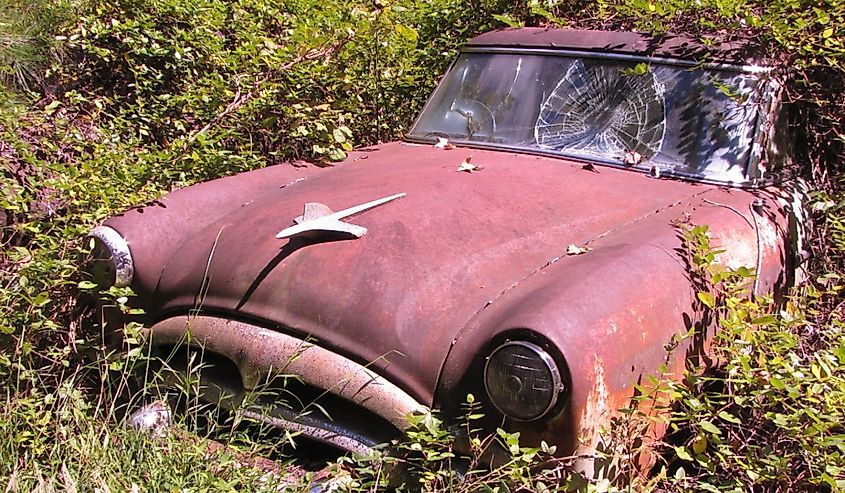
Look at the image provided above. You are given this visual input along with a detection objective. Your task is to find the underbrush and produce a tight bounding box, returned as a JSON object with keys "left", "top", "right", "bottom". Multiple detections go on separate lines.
{"left": 0, "top": 383, "right": 306, "bottom": 491}
{"left": 0, "top": 315, "right": 578, "bottom": 491}
{"left": 0, "top": 0, "right": 69, "bottom": 93}
{"left": 640, "top": 224, "right": 845, "bottom": 491}
{"left": 2, "top": 0, "right": 845, "bottom": 490}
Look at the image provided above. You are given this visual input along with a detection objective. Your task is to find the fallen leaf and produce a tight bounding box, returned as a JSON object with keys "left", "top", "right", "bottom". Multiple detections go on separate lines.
{"left": 457, "top": 157, "right": 481, "bottom": 173}
{"left": 566, "top": 243, "right": 592, "bottom": 256}
{"left": 434, "top": 137, "right": 454, "bottom": 150}
{"left": 649, "top": 165, "right": 662, "bottom": 178}
{"left": 44, "top": 100, "right": 62, "bottom": 114}
{"left": 623, "top": 151, "right": 643, "bottom": 165}
{"left": 582, "top": 163, "right": 598, "bottom": 173}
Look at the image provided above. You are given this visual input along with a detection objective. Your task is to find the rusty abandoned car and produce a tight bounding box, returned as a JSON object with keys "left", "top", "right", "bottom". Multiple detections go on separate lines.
{"left": 88, "top": 28, "right": 805, "bottom": 462}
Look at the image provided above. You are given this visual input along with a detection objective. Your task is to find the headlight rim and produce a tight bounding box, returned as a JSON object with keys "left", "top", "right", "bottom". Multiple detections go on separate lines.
{"left": 483, "top": 339, "right": 564, "bottom": 422}
{"left": 89, "top": 225, "right": 134, "bottom": 288}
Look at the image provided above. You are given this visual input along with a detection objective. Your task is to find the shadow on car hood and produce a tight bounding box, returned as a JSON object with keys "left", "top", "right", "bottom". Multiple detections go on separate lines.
{"left": 134, "top": 142, "right": 711, "bottom": 404}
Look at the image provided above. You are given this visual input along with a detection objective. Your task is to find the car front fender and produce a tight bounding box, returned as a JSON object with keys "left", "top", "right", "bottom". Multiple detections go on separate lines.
{"left": 435, "top": 187, "right": 791, "bottom": 459}
{"left": 99, "top": 162, "right": 327, "bottom": 303}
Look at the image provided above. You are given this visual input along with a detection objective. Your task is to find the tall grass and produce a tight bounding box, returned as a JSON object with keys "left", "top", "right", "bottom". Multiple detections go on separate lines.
{"left": 0, "top": 330, "right": 315, "bottom": 492}
{"left": 0, "top": 391, "right": 306, "bottom": 491}
{"left": 0, "top": 0, "right": 69, "bottom": 93}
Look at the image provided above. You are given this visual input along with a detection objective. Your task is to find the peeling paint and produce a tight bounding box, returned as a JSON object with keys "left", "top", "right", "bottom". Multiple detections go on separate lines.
{"left": 755, "top": 211, "right": 779, "bottom": 251}
{"left": 579, "top": 355, "right": 610, "bottom": 451}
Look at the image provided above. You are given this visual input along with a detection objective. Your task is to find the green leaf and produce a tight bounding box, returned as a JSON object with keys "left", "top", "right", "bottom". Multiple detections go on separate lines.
{"left": 394, "top": 24, "right": 418, "bottom": 42}
{"left": 699, "top": 420, "right": 721, "bottom": 435}
{"left": 835, "top": 342, "right": 845, "bottom": 363}
{"left": 718, "top": 410, "right": 741, "bottom": 424}
{"left": 492, "top": 14, "right": 522, "bottom": 28}
{"left": 31, "top": 292, "right": 50, "bottom": 307}
{"left": 697, "top": 291, "right": 716, "bottom": 308}
{"left": 77, "top": 280, "right": 98, "bottom": 290}
{"left": 44, "top": 100, "right": 61, "bottom": 114}
{"left": 675, "top": 445, "right": 693, "bottom": 461}
{"left": 698, "top": 483, "right": 721, "bottom": 493}
{"left": 692, "top": 434, "right": 707, "bottom": 454}
{"left": 752, "top": 314, "right": 777, "bottom": 325}
{"left": 328, "top": 148, "right": 347, "bottom": 161}
{"left": 621, "top": 63, "right": 649, "bottom": 76}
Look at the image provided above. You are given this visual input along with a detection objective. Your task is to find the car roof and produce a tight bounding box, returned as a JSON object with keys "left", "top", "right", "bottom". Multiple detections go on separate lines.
{"left": 467, "top": 28, "right": 767, "bottom": 67}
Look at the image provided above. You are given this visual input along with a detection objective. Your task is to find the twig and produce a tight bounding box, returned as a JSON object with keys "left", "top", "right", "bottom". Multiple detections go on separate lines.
{"left": 702, "top": 198, "right": 755, "bottom": 229}
{"left": 179, "top": 37, "right": 353, "bottom": 153}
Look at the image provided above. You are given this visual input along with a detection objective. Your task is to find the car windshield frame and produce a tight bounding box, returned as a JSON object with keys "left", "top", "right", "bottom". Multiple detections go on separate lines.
{"left": 407, "top": 47, "right": 779, "bottom": 188}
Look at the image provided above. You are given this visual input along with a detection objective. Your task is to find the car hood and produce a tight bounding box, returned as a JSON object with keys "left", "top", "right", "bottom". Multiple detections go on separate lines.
{"left": 138, "top": 142, "right": 709, "bottom": 404}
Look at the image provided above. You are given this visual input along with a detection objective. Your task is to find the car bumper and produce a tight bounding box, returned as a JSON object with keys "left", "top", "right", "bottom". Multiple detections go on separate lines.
{"left": 143, "top": 315, "right": 427, "bottom": 453}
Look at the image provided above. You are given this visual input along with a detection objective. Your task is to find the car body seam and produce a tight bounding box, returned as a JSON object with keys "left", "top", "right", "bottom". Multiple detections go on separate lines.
{"left": 434, "top": 186, "right": 717, "bottom": 407}
{"left": 581, "top": 188, "right": 715, "bottom": 248}
{"left": 482, "top": 187, "right": 713, "bottom": 317}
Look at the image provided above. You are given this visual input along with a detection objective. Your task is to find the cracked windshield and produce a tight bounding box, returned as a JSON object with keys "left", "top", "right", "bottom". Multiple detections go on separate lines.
{"left": 410, "top": 52, "right": 764, "bottom": 184}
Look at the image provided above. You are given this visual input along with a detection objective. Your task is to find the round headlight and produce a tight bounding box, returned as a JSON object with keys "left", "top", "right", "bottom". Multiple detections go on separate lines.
{"left": 89, "top": 226, "right": 134, "bottom": 288}
{"left": 484, "top": 341, "right": 564, "bottom": 421}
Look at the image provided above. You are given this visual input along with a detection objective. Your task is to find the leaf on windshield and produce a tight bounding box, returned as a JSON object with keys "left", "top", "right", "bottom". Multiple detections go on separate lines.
{"left": 566, "top": 243, "right": 592, "bottom": 255}
{"left": 620, "top": 63, "right": 649, "bottom": 77}
{"left": 434, "top": 137, "right": 454, "bottom": 150}
{"left": 623, "top": 151, "right": 643, "bottom": 165}
{"left": 457, "top": 157, "right": 481, "bottom": 173}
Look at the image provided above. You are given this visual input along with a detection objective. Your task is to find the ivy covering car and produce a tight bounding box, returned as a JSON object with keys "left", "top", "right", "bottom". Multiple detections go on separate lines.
{"left": 88, "top": 28, "right": 805, "bottom": 463}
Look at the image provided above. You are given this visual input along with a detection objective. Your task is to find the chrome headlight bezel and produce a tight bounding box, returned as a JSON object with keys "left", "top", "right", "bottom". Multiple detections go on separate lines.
{"left": 483, "top": 340, "right": 564, "bottom": 422}
{"left": 89, "top": 226, "right": 134, "bottom": 288}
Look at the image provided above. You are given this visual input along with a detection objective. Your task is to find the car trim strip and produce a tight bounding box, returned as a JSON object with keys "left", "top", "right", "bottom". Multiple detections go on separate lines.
{"left": 462, "top": 46, "right": 773, "bottom": 74}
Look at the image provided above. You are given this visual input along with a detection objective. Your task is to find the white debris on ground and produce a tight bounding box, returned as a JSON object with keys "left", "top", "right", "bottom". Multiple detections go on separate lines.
{"left": 125, "top": 400, "right": 332, "bottom": 490}
{"left": 307, "top": 467, "right": 354, "bottom": 493}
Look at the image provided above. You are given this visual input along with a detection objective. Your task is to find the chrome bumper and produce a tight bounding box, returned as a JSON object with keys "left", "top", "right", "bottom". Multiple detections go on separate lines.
{"left": 143, "top": 315, "right": 427, "bottom": 453}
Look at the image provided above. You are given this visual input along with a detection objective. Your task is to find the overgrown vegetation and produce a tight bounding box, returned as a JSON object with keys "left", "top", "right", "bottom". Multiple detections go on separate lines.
{"left": 1, "top": 0, "right": 844, "bottom": 490}
{"left": 649, "top": 225, "right": 845, "bottom": 491}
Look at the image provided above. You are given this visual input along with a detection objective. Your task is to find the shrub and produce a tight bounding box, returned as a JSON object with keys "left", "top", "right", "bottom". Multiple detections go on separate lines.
{"left": 2, "top": 0, "right": 845, "bottom": 490}
{"left": 646, "top": 225, "right": 845, "bottom": 491}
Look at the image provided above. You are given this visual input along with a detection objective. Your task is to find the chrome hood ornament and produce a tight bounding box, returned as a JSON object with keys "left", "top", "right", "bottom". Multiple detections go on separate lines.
{"left": 276, "top": 192, "right": 406, "bottom": 240}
